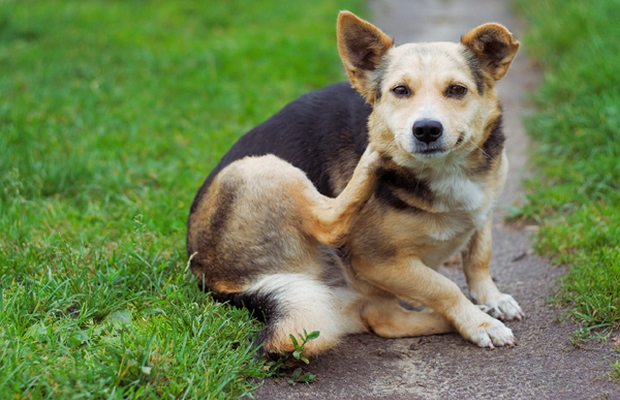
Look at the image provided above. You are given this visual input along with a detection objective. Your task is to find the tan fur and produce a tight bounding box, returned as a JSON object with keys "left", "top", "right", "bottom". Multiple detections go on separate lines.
{"left": 188, "top": 11, "right": 523, "bottom": 355}
{"left": 360, "top": 296, "right": 453, "bottom": 338}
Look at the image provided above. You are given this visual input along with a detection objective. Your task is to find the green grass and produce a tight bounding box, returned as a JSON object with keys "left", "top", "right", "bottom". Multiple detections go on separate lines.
{"left": 514, "top": 0, "right": 620, "bottom": 373}
{"left": 0, "top": 0, "right": 364, "bottom": 397}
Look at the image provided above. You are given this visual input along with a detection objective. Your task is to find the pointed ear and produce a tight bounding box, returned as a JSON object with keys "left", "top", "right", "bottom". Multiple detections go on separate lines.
{"left": 337, "top": 11, "right": 394, "bottom": 103}
{"left": 461, "top": 23, "right": 520, "bottom": 81}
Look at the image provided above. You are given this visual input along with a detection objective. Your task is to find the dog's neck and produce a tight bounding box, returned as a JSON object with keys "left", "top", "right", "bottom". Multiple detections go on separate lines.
{"left": 376, "top": 151, "right": 502, "bottom": 215}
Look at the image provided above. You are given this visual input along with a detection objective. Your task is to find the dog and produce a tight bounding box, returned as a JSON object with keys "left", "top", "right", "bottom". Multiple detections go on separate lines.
{"left": 187, "top": 11, "right": 524, "bottom": 357}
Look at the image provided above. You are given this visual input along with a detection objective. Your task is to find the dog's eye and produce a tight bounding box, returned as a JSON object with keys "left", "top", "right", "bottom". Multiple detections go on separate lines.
{"left": 391, "top": 85, "right": 411, "bottom": 96}
{"left": 446, "top": 85, "right": 467, "bottom": 97}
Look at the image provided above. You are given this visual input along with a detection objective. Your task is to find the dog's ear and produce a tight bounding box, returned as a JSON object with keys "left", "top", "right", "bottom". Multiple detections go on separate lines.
{"left": 337, "top": 11, "right": 394, "bottom": 103}
{"left": 461, "top": 23, "right": 520, "bottom": 81}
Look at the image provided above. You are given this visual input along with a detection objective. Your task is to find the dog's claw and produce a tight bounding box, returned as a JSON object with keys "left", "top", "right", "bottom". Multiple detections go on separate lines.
{"left": 481, "top": 294, "right": 523, "bottom": 321}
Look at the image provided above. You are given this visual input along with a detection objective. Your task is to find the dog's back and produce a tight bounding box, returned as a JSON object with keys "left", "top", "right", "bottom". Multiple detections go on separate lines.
{"left": 188, "top": 82, "right": 370, "bottom": 216}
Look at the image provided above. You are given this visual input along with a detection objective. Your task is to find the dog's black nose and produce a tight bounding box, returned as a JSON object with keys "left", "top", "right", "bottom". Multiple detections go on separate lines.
{"left": 413, "top": 119, "right": 443, "bottom": 144}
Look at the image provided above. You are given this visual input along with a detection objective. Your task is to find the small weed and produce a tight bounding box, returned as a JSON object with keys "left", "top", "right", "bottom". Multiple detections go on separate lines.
{"left": 290, "top": 329, "right": 320, "bottom": 365}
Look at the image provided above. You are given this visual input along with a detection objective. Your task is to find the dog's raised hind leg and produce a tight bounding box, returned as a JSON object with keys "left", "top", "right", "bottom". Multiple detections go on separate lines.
{"left": 300, "top": 146, "right": 381, "bottom": 248}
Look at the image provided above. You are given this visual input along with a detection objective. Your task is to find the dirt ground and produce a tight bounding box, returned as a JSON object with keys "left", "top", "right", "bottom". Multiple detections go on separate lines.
{"left": 255, "top": 1, "right": 619, "bottom": 398}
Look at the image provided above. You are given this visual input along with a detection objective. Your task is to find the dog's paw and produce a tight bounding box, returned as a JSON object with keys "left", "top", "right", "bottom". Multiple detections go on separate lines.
{"left": 465, "top": 316, "right": 515, "bottom": 349}
{"left": 479, "top": 293, "right": 524, "bottom": 321}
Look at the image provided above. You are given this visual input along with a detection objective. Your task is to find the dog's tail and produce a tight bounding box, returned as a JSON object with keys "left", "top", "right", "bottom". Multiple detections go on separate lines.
{"left": 220, "top": 273, "right": 366, "bottom": 356}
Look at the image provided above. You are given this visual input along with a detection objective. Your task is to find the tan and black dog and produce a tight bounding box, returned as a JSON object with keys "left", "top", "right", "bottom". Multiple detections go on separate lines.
{"left": 187, "top": 11, "right": 523, "bottom": 356}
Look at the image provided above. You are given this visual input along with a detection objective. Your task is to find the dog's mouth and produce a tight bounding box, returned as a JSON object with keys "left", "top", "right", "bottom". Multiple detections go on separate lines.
{"left": 413, "top": 142, "right": 450, "bottom": 158}
{"left": 416, "top": 148, "right": 445, "bottom": 157}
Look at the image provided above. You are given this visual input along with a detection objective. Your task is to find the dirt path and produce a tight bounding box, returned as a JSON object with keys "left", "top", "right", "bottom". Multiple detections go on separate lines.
{"left": 256, "top": 1, "right": 619, "bottom": 398}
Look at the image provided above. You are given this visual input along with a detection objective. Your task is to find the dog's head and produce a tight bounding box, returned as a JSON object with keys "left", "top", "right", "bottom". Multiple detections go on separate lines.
{"left": 337, "top": 11, "right": 519, "bottom": 167}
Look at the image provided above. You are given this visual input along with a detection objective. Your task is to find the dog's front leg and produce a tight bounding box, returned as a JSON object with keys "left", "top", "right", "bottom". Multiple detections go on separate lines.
{"left": 302, "top": 146, "right": 381, "bottom": 248}
{"left": 356, "top": 258, "right": 515, "bottom": 348}
{"left": 462, "top": 218, "right": 525, "bottom": 320}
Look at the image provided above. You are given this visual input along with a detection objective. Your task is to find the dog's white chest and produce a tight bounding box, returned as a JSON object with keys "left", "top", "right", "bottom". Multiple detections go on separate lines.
{"left": 431, "top": 173, "right": 485, "bottom": 211}
{"left": 426, "top": 174, "right": 493, "bottom": 241}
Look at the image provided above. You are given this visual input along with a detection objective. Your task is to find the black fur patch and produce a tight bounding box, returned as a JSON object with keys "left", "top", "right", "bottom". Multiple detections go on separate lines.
{"left": 477, "top": 113, "right": 506, "bottom": 173}
{"left": 376, "top": 166, "right": 434, "bottom": 203}
{"left": 461, "top": 47, "right": 485, "bottom": 95}
{"left": 211, "top": 290, "right": 279, "bottom": 324}
{"left": 374, "top": 181, "right": 422, "bottom": 213}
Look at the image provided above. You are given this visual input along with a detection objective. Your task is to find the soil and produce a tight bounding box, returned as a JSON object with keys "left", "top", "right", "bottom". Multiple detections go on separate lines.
{"left": 255, "top": 1, "right": 620, "bottom": 398}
